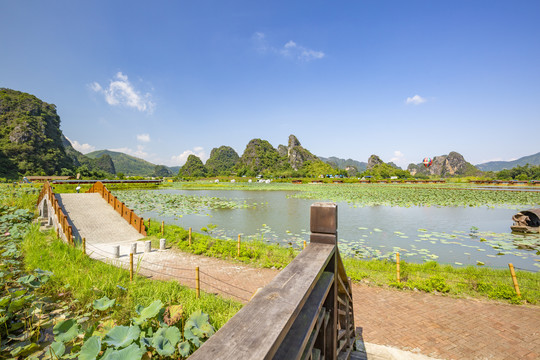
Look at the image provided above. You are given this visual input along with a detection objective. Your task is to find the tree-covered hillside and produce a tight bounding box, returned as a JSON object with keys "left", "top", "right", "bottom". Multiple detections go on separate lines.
{"left": 86, "top": 150, "right": 157, "bottom": 176}
{"left": 476, "top": 152, "right": 540, "bottom": 171}
{"left": 0, "top": 88, "right": 73, "bottom": 178}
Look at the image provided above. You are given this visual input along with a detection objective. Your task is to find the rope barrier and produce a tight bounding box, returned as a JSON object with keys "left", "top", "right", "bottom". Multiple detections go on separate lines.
{"left": 199, "top": 279, "right": 250, "bottom": 302}
{"left": 200, "top": 270, "right": 252, "bottom": 294}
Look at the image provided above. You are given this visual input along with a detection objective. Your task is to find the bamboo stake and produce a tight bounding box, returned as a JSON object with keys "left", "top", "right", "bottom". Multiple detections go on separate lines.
{"left": 82, "top": 238, "right": 86, "bottom": 255}
{"left": 195, "top": 267, "right": 200, "bottom": 298}
{"left": 396, "top": 252, "right": 401, "bottom": 283}
{"left": 189, "top": 227, "right": 192, "bottom": 246}
{"left": 130, "top": 253, "right": 134, "bottom": 282}
{"left": 237, "top": 234, "right": 241, "bottom": 257}
{"left": 161, "top": 221, "right": 164, "bottom": 236}
{"left": 508, "top": 263, "right": 521, "bottom": 297}
{"left": 148, "top": 218, "right": 151, "bottom": 230}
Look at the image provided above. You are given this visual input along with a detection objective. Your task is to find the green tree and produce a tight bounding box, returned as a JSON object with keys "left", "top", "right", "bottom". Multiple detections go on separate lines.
{"left": 179, "top": 155, "right": 207, "bottom": 178}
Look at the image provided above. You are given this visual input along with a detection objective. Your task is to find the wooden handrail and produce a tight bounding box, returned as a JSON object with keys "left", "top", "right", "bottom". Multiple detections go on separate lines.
{"left": 87, "top": 181, "right": 147, "bottom": 236}
{"left": 37, "top": 182, "right": 74, "bottom": 245}
{"left": 190, "top": 202, "right": 356, "bottom": 360}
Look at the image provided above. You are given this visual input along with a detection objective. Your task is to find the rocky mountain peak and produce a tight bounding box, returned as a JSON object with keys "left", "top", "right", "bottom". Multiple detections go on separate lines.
{"left": 367, "top": 155, "right": 384, "bottom": 170}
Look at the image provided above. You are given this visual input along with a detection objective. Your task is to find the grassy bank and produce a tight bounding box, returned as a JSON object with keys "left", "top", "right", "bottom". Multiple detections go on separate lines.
{"left": 22, "top": 226, "right": 242, "bottom": 329}
{"left": 149, "top": 221, "right": 540, "bottom": 304}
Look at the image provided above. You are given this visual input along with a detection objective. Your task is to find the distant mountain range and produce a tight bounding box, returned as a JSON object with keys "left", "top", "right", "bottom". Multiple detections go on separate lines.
{"left": 2, "top": 88, "right": 539, "bottom": 178}
{"left": 475, "top": 152, "right": 540, "bottom": 172}
{"left": 320, "top": 157, "right": 367, "bottom": 171}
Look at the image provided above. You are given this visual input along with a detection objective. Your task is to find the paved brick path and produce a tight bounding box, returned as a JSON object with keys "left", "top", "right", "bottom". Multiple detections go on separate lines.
{"left": 57, "top": 194, "right": 540, "bottom": 359}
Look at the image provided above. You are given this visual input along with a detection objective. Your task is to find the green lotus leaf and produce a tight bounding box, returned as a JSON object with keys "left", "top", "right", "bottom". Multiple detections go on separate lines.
{"left": 79, "top": 335, "right": 102, "bottom": 360}
{"left": 132, "top": 300, "right": 163, "bottom": 325}
{"left": 103, "top": 325, "right": 140, "bottom": 348}
{"left": 185, "top": 310, "right": 215, "bottom": 338}
{"left": 178, "top": 341, "right": 191, "bottom": 357}
{"left": 184, "top": 327, "right": 201, "bottom": 347}
{"left": 0, "top": 295, "right": 10, "bottom": 308}
{"left": 100, "top": 343, "right": 145, "bottom": 360}
{"left": 54, "top": 319, "right": 81, "bottom": 343}
{"left": 154, "top": 325, "right": 181, "bottom": 347}
{"left": 48, "top": 341, "right": 66, "bottom": 358}
{"left": 93, "top": 296, "right": 116, "bottom": 311}
{"left": 153, "top": 335, "right": 176, "bottom": 356}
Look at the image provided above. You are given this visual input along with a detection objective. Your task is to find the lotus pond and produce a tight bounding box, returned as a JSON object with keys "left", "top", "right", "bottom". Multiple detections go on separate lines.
{"left": 114, "top": 185, "right": 540, "bottom": 272}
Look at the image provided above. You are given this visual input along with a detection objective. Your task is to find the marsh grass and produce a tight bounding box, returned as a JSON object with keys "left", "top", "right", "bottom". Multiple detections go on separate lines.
{"left": 22, "top": 226, "right": 242, "bottom": 329}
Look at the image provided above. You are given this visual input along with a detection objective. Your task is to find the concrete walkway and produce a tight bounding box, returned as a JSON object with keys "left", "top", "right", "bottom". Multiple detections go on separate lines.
{"left": 56, "top": 193, "right": 144, "bottom": 244}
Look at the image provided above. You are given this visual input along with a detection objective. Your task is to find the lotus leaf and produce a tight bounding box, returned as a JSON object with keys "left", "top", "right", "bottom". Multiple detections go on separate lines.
{"left": 93, "top": 296, "right": 116, "bottom": 311}
{"left": 100, "top": 343, "right": 144, "bottom": 360}
{"left": 152, "top": 335, "right": 176, "bottom": 356}
{"left": 11, "top": 342, "right": 40, "bottom": 357}
{"left": 154, "top": 325, "right": 181, "bottom": 347}
{"left": 54, "top": 319, "right": 81, "bottom": 343}
{"left": 103, "top": 325, "right": 141, "bottom": 348}
{"left": 178, "top": 341, "right": 191, "bottom": 357}
{"left": 132, "top": 300, "right": 163, "bottom": 325}
{"left": 49, "top": 341, "right": 66, "bottom": 357}
{"left": 78, "top": 335, "right": 102, "bottom": 360}
{"left": 183, "top": 327, "right": 201, "bottom": 347}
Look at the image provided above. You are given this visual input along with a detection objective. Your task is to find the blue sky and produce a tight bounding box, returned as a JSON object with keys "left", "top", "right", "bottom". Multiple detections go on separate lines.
{"left": 1, "top": 1, "right": 539, "bottom": 168}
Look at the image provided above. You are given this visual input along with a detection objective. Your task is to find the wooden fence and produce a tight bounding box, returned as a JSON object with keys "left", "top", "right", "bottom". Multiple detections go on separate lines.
{"left": 37, "top": 182, "right": 74, "bottom": 244}
{"left": 190, "top": 202, "right": 357, "bottom": 360}
{"left": 87, "top": 181, "right": 147, "bottom": 236}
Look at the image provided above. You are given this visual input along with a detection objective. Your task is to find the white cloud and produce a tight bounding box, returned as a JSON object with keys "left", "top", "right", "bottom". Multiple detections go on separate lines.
{"left": 91, "top": 72, "right": 155, "bottom": 113}
{"left": 65, "top": 137, "right": 96, "bottom": 154}
{"left": 390, "top": 150, "right": 406, "bottom": 168}
{"left": 109, "top": 145, "right": 149, "bottom": 160}
{"left": 253, "top": 32, "right": 325, "bottom": 62}
{"left": 170, "top": 147, "right": 207, "bottom": 166}
{"left": 406, "top": 95, "right": 427, "bottom": 105}
{"left": 136, "top": 134, "right": 151, "bottom": 143}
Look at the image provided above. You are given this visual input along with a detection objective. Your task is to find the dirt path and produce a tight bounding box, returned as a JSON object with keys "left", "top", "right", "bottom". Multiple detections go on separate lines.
{"left": 88, "top": 244, "right": 540, "bottom": 360}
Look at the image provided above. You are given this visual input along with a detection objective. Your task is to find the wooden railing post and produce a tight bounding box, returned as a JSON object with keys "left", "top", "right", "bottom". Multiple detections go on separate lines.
{"left": 310, "top": 202, "right": 338, "bottom": 359}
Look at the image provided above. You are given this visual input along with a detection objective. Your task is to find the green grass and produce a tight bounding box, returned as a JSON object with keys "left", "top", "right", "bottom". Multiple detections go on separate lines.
{"left": 146, "top": 220, "right": 297, "bottom": 269}
{"left": 22, "top": 226, "right": 242, "bottom": 329}
{"left": 343, "top": 257, "right": 540, "bottom": 304}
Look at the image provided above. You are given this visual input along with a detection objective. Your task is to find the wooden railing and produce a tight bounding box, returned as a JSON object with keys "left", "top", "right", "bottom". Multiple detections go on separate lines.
{"left": 190, "top": 202, "right": 356, "bottom": 360}
{"left": 37, "top": 182, "right": 74, "bottom": 244}
{"left": 87, "top": 181, "right": 147, "bottom": 236}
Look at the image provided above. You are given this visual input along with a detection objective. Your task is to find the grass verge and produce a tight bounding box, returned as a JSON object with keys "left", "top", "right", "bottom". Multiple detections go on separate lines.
{"left": 22, "top": 226, "right": 242, "bottom": 329}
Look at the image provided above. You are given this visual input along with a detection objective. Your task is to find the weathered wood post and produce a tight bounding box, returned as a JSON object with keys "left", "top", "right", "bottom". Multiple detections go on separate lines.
{"left": 508, "top": 263, "right": 521, "bottom": 297}
{"left": 310, "top": 202, "right": 337, "bottom": 359}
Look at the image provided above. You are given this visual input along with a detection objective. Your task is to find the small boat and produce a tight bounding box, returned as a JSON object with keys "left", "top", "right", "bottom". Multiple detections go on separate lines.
{"left": 511, "top": 209, "right": 540, "bottom": 233}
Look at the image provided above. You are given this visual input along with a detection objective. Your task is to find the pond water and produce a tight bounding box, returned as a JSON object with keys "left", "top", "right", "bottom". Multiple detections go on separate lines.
{"left": 132, "top": 189, "right": 540, "bottom": 271}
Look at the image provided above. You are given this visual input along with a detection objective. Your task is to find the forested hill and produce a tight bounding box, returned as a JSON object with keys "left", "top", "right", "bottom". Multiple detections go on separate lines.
{"left": 0, "top": 88, "right": 73, "bottom": 177}
{"left": 476, "top": 152, "right": 540, "bottom": 171}
{"left": 85, "top": 150, "right": 158, "bottom": 176}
